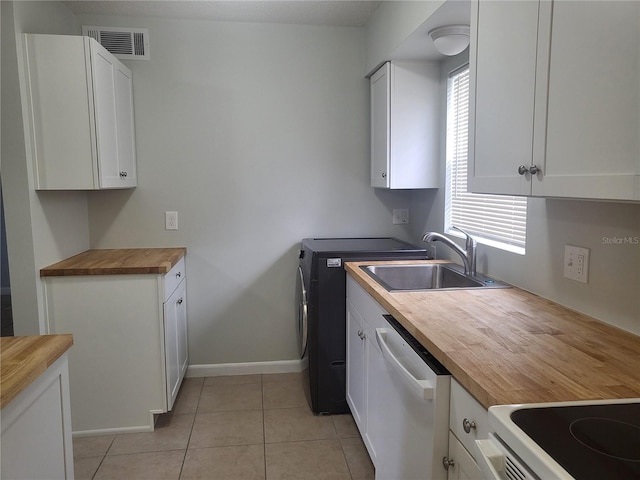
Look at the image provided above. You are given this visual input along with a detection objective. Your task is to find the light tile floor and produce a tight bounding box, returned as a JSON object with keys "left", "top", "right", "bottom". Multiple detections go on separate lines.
{"left": 73, "top": 372, "right": 375, "bottom": 480}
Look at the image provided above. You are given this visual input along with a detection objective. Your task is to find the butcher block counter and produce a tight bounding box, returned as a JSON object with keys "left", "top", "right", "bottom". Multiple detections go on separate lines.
{"left": 40, "top": 247, "right": 186, "bottom": 276}
{"left": 0, "top": 334, "right": 73, "bottom": 409}
{"left": 345, "top": 260, "right": 640, "bottom": 408}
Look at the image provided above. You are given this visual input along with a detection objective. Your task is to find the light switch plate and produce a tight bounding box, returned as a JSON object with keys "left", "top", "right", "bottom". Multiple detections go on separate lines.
{"left": 564, "top": 245, "right": 589, "bottom": 283}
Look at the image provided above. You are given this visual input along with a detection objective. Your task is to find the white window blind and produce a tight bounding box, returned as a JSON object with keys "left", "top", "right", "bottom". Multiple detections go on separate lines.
{"left": 445, "top": 65, "right": 527, "bottom": 254}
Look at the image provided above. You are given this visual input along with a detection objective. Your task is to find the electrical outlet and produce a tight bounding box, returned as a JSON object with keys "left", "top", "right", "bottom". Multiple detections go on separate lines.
{"left": 165, "top": 211, "right": 178, "bottom": 230}
{"left": 564, "top": 245, "right": 589, "bottom": 283}
{"left": 392, "top": 209, "right": 410, "bottom": 225}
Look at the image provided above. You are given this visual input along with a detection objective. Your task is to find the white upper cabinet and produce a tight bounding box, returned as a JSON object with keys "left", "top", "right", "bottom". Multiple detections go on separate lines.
{"left": 469, "top": 0, "right": 640, "bottom": 201}
{"left": 24, "top": 34, "right": 137, "bottom": 190}
{"left": 468, "top": 1, "right": 539, "bottom": 196}
{"left": 370, "top": 61, "right": 440, "bottom": 189}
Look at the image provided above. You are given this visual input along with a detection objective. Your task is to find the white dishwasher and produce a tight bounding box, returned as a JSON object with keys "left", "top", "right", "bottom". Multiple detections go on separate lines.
{"left": 367, "top": 314, "right": 451, "bottom": 480}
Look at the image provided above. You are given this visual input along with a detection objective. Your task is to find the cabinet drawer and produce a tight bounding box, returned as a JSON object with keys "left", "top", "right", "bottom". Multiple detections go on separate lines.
{"left": 449, "top": 379, "right": 488, "bottom": 461}
{"left": 164, "top": 257, "right": 186, "bottom": 300}
{"left": 346, "top": 276, "right": 387, "bottom": 330}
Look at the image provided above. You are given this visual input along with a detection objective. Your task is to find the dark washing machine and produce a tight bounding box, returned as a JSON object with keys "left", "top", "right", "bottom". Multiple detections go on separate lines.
{"left": 297, "top": 237, "right": 429, "bottom": 414}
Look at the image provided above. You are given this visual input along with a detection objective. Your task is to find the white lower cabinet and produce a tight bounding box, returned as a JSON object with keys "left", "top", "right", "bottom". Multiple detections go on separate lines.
{"left": 346, "top": 282, "right": 386, "bottom": 465}
{"left": 446, "top": 432, "right": 482, "bottom": 480}
{"left": 1, "top": 354, "right": 74, "bottom": 480}
{"left": 43, "top": 257, "right": 188, "bottom": 434}
{"left": 164, "top": 277, "right": 188, "bottom": 410}
{"left": 444, "top": 379, "right": 488, "bottom": 479}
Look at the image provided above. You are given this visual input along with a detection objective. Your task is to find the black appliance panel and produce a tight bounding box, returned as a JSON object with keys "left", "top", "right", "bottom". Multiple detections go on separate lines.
{"left": 299, "top": 237, "right": 429, "bottom": 415}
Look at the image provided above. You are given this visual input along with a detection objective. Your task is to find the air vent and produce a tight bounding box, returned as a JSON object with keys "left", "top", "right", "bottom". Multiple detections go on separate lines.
{"left": 82, "top": 26, "right": 149, "bottom": 60}
{"left": 505, "top": 456, "right": 527, "bottom": 480}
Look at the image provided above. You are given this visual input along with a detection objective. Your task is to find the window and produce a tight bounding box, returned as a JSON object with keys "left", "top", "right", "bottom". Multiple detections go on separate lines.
{"left": 445, "top": 65, "right": 527, "bottom": 254}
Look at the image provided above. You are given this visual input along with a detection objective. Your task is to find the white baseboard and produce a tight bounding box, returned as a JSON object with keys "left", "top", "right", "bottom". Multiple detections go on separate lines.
{"left": 72, "top": 424, "right": 154, "bottom": 437}
{"left": 71, "top": 409, "right": 162, "bottom": 437}
{"left": 187, "top": 358, "right": 307, "bottom": 378}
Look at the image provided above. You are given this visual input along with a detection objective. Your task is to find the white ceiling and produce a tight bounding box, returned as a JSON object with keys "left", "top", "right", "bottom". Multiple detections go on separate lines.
{"left": 62, "top": 0, "right": 383, "bottom": 27}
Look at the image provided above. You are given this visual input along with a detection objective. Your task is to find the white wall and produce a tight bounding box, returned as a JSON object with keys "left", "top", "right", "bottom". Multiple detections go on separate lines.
{"left": 1, "top": 1, "right": 90, "bottom": 335}
{"left": 364, "top": 0, "right": 444, "bottom": 75}
{"left": 76, "top": 14, "right": 414, "bottom": 365}
{"left": 411, "top": 54, "right": 640, "bottom": 335}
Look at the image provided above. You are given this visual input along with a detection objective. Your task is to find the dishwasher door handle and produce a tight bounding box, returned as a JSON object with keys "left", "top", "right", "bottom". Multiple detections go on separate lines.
{"left": 375, "top": 328, "right": 434, "bottom": 400}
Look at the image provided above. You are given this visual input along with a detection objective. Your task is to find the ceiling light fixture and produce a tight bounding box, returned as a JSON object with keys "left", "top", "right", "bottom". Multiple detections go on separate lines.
{"left": 428, "top": 25, "right": 470, "bottom": 56}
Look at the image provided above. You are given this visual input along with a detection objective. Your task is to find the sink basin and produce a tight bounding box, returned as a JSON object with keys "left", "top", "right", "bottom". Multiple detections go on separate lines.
{"left": 361, "top": 263, "right": 510, "bottom": 292}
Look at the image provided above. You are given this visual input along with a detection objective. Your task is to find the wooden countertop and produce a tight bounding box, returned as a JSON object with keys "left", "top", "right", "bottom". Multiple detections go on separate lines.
{"left": 345, "top": 260, "right": 640, "bottom": 409}
{"left": 1, "top": 335, "right": 74, "bottom": 409}
{"left": 40, "top": 248, "right": 186, "bottom": 277}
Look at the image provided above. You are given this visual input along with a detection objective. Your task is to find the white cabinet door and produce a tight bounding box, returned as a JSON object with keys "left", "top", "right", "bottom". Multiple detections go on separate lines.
{"left": 164, "top": 279, "right": 188, "bottom": 410}
{"left": 370, "top": 61, "right": 440, "bottom": 189}
{"left": 346, "top": 298, "right": 367, "bottom": 432}
{"left": 347, "top": 300, "right": 378, "bottom": 465}
{"left": 91, "top": 42, "right": 120, "bottom": 187}
{"left": 535, "top": 0, "right": 640, "bottom": 201}
{"left": 24, "top": 34, "right": 97, "bottom": 189}
{"left": 91, "top": 40, "right": 137, "bottom": 188}
{"left": 370, "top": 63, "right": 391, "bottom": 188}
{"left": 468, "top": 0, "right": 539, "bottom": 196}
{"left": 447, "top": 432, "right": 482, "bottom": 480}
{"left": 114, "top": 63, "right": 137, "bottom": 187}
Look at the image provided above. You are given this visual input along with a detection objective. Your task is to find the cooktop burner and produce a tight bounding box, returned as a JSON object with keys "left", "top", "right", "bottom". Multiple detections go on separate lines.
{"left": 511, "top": 403, "right": 640, "bottom": 480}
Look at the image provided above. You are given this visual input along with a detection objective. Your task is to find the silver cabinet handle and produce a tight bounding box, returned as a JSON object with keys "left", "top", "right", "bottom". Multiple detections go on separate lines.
{"left": 176, "top": 272, "right": 181, "bottom": 278}
{"left": 442, "top": 456, "right": 455, "bottom": 471}
{"left": 517, "top": 165, "right": 540, "bottom": 175}
{"left": 381, "top": 172, "right": 387, "bottom": 178}
{"left": 177, "top": 297, "right": 183, "bottom": 305}
{"left": 357, "top": 329, "right": 366, "bottom": 340}
{"left": 119, "top": 171, "right": 128, "bottom": 178}
{"left": 463, "top": 418, "right": 477, "bottom": 433}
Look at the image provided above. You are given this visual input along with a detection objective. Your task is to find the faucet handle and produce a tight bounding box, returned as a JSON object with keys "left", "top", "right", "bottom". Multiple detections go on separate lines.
{"left": 451, "top": 226, "right": 477, "bottom": 249}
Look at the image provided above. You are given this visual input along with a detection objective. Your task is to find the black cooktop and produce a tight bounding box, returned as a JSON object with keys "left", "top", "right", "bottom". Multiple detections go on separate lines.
{"left": 511, "top": 403, "right": 640, "bottom": 480}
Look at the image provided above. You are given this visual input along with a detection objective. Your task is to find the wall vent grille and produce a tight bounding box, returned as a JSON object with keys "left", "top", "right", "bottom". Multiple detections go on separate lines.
{"left": 82, "top": 26, "right": 149, "bottom": 60}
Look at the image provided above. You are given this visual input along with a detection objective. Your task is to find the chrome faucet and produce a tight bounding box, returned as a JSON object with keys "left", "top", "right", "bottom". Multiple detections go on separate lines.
{"left": 422, "top": 226, "right": 477, "bottom": 276}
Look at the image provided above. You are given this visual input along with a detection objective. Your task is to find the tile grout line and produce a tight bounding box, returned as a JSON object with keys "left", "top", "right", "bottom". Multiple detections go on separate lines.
{"left": 261, "top": 374, "right": 268, "bottom": 480}
{"left": 177, "top": 379, "right": 203, "bottom": 479}
{"left": 88, "top": 434, "right": 116, "bottom": 480}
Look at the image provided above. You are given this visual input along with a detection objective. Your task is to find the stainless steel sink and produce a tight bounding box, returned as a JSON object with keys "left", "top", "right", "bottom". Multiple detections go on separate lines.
{"left": 361, "top": 263, "right": 510, "bottom": 292}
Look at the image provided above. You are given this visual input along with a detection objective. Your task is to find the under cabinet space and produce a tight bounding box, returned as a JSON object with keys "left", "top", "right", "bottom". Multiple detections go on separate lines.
{"left": 24, "top": 34, "right": 137, "bottom": 190}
